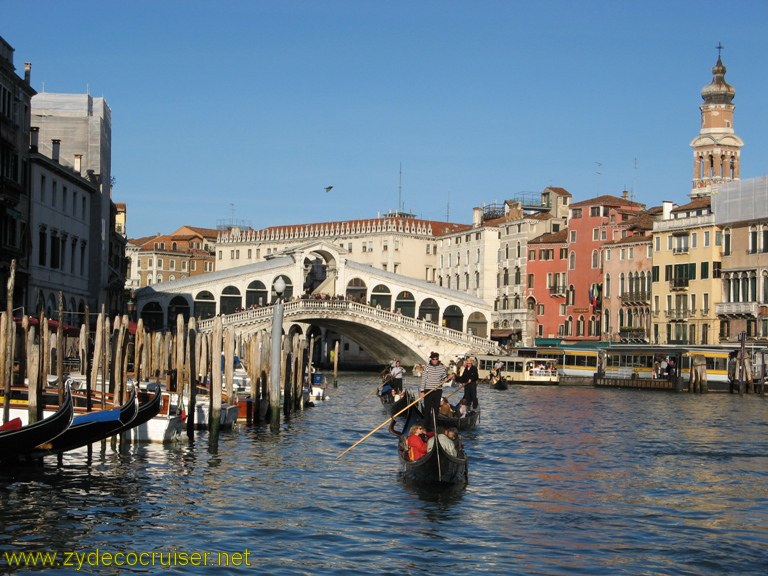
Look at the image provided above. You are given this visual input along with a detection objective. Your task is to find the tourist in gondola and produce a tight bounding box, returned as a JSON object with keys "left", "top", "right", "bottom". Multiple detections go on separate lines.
{"left": 405, "top": 424, "right": 429, "bottom": 461}
{"left": 426, "top": 425, "right": 457, "bottom": 457}
{"left": 455, "top": 356, "right": 479, "bottom": 409}
{"left": 421, "top": 351, "right": 451, "bottom": 431}
{"left": 390, "top": 360, "right": 405, "bottom": 393}
{"left": 439, "top": 397, "right": 454, "bottom": 417}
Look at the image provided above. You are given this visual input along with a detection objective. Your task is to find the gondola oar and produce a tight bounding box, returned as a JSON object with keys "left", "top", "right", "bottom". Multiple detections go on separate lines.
{"left": 337, "top": 386, "right": 443, "bottom": 460}
{"left": 354, "top": 382, "right": 384, "bottom": 407}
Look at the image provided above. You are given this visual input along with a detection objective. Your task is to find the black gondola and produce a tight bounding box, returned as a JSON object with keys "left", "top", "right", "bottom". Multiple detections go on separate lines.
{"left": 378, "top": 389, "right": 415, "bottom": 417}
{"left": 30, "top": 385, "right": 139, "bottom": 455}
{"left": 391, "top": 406, "right": 468, "bottom": 486}
{"left": 0, "top": 384, "right": 74, "bottom": 463}
{"left": 436, "top": 408, "right": 480, "bottom": 431}
{"left": 112, "top": 382, "right": 163, "bottom": 437}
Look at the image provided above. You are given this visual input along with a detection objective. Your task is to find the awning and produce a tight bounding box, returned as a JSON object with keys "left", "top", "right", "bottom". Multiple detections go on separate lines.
{"left": 491, "top": 329, "right": 521, "bottom": 338}
{"left": 535, "top": 338, "right": 562, "bottom": 347}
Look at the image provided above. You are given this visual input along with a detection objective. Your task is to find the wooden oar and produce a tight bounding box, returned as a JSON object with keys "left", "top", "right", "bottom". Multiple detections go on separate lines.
{"left": 443, "top": 382, "right": 466, "bottom": 401}
{"left": 337, "top": 386, "right": 442, "bottom": 460}
{"left": 354, "top": 382, "right": 384, "bottom": 407}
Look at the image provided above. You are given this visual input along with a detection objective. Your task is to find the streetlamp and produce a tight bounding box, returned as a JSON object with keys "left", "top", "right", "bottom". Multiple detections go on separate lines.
{"left": 269, "top": 277, "right": 286, "bottom": 430}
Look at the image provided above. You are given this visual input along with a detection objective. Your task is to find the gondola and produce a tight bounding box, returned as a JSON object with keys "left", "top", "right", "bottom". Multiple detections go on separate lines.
{"left": 112, "top": 382, "right": 163, "bottom": 437}
{"left": 391, "top": 406, "right": 468, "bottom": 486}
{"left": 490, "top": 375, "right": 509, "bottom": 390}
{"left": 30, "top": 385, "right": 139, "bottom": 455}
{"left": 0, "top": 384, "right": 74, "bottom": 463}
{"left": 378, "top": 388, "right": 415, "bottom": 417}
{"left": 436, "top": 408, "right": 480, "bottom": 432}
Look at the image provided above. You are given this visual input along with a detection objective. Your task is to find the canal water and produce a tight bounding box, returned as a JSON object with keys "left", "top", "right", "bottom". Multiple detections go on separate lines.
{"left": 1, "top": 374, "right": 766, "bottom": 575}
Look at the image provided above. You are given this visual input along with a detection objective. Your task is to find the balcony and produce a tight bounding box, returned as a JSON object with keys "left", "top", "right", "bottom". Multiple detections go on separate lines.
{"left": 620, "top": 290, "right": 650, "bottom": 304}
{"left": 618, "top": 327, "right": 647, "bottom": 341}
{"left": 670, "top": 278, "right": 689, "bottom": 290}
{"left": 672, "top": 247, "right": 689, "bottom": 255}
{"left": 667, "top": 309, "right": 690, "bottom": 320}
{"left": 716, "top": 301, "right": 759, "bottom": 318}
{"left": 549, "top": 285, "right": 566, "bottom": 297}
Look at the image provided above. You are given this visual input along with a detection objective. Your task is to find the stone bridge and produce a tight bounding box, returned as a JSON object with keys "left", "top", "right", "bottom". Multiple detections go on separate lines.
{"left": 196, "top": 299, "right": 501, "bottom": 367}
{"left": 135, "top": 240, "right": 500, "bottom": 367}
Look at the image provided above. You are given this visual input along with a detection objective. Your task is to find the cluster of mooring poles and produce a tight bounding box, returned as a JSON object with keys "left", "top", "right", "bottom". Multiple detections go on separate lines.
{"left": 1, "top": 261, "right": 326, "bottom": 442}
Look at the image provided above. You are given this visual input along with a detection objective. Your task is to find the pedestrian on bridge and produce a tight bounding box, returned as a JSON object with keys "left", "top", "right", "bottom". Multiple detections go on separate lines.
{"left": 421, "top": 352, "right": 451, "bottom": 431}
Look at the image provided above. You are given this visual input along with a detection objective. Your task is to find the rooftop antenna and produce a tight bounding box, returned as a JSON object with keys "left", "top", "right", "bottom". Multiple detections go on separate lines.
{"left": 446, "top": 193, "right": 451, "bottom": 222}
{"left": 230, "top": 203, "right": 235, "bottom": 224}
{"left": 632, "top": 157, "right": 638, "bottom": 200}
{"left": 595, "top": 162, "right": 602, "bottom": 196}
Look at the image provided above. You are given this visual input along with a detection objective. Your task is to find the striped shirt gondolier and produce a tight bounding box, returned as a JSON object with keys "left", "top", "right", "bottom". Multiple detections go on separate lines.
{"left": 422, "top": 363, "right": 448, "bottom": 391}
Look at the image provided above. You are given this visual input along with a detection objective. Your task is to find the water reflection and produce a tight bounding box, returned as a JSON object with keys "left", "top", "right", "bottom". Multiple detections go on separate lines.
{"left": 1, "top": 374, "right": 767, "bottom": 575}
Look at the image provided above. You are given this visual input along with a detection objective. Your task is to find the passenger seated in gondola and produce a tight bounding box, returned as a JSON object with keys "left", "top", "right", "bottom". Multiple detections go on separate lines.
{"left": 439, "top": 397, "right": 454, "bottom": 417}
{"left": 455, "top": 398, "right": 469, "bottom": 418}
{"left": 379, "top": 381, "right": 394, "bottom": 397}
{"left": 406, "top": 424, "right": 429, "bottom": 460}
{"left": 426, "top": 425, "right": 457, "bottom": 457}
{"left": 446, "top": 427, "right": 462, "bottom": 453}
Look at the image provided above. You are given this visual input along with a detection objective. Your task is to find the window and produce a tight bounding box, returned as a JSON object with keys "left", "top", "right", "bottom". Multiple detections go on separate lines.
{"left": 569, "top": 251, "right": 576, "bottom": 270}
{"left": 704, "top": 230, "right": 711, "bottom": 247}
{"left": 655, "top": 236, "right": 661, "bottom": 252}
{"left": 713, "top": 262, "right": 722, "bottom": 278}
{"left": 591, "top": 250, "right": 599, "bottom": 268}
{"left": 590, "top": 206, "right": 601, "bottom": 217}
{"left": 528, "top": 274, "right": 534, "bottom": 289}
{"left": 572, "top": 208, "right": 582, "bottom": 219}
{"left": 691, "top": 232, "right": 697, "bottom": 248}
{"left": 593, "top": 229, "right": 599, "bottom": 241}
{"left": 570, "top": 231, "right": 577, "bottom": 242}
{"left": 604, "top": 249, "right": 611, "bottom": 261}
{"left": 701, "top": 261, "right": 709, "bottom": 279}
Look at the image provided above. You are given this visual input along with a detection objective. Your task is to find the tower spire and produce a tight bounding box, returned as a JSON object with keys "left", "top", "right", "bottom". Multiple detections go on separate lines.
{"left": 688, "top": 46, "right": 743, "bottom": 197}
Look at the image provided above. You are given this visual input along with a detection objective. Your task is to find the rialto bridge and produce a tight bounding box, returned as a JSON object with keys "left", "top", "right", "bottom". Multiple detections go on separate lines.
{"left": 135, "top": 241, "right": 500, "bottom": 367}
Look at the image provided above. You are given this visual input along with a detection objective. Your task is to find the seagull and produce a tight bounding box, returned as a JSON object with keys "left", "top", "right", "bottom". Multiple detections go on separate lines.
{"left": 324, "top": 186, "right": 333, "bottom": 193}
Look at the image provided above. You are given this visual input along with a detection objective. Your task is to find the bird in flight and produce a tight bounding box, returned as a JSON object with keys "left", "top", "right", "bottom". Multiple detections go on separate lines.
{"left": 324, "top": 186, "right": 333, "bottom": 193}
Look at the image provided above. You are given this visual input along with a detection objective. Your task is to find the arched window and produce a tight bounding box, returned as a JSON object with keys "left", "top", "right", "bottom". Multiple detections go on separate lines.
{"left": 605, "top": 274, "right": 611, "bottom": 297}
{"left": 475, "top": 271, "right": 480, "bottom": 289}
{"left": 591, "top": 250, "right": 598, "bottom": 269}
{"left": 569, "top": 251, "right": 576, "bottom": 270}
{"left": 513, "top": 295, "right": 520, "bottom": 309}
{"left": 619, "top": 273, "right": 625, "bottom": 296}
{"left": 502, "top": 295, "right": 509, "bottom": 310}
{"left": 516, "top": 242, "right": 521, "bottom": 258}
{"left": 503, "top": 268, "right": 509, "bottom": 285}
{"left": 514, "top": 267, "right": 521, "bottom": 285}
{"left": 577, "top": 316, "right": 584, "bottom": 336}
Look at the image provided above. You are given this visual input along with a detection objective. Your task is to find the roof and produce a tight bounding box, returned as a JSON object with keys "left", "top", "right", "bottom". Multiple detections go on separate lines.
{"left": 544, "top": 186, "right": 572, "bottom": 197}
{"left": 672, "top": 197, "right": 711, "bottom": 212}
{"left": 529, "top": 229, "right": 568, "bottom": 244}
{"left": 603, "top": 233, "right": 652, "bottom": 247}
{"left": 569, "top": 194, "right": 646, "bottom": 209}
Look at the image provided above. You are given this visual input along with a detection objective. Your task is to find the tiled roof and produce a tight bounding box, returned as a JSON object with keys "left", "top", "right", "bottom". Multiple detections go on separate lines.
{"left": 530, "top": 229, "right": 568, "bottom": 244}
{"left": 570, "top": 194, "right": 646, "bottom": 209}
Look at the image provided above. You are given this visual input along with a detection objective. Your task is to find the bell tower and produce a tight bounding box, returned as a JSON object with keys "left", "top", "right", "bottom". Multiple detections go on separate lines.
{"left": 689, "top": 44, "right": 743, "bottom": 197}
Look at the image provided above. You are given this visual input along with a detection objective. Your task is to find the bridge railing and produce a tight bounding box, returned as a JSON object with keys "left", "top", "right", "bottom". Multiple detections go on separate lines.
{"left": 197, "top": 299, "right": 499, "bottom": 351}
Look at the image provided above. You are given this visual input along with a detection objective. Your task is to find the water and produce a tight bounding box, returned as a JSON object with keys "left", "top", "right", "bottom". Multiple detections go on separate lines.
{"left": 1, "top": 375, "right": 767, "bottom": 575}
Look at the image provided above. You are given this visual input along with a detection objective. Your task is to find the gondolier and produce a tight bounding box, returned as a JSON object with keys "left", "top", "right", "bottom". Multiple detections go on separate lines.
{"left": 421, "top": 352, "right": 451, "bottom": 431}
{"left": 390, "top": 360, "right": 405, "bottom": 393}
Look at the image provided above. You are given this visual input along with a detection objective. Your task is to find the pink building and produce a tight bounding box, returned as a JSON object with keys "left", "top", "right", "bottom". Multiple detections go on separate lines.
{"left": 527, "top": 229, "right": 568, "bottom": 342}
{"left": 563, "top": 194, "right": 645, "bottom": 342}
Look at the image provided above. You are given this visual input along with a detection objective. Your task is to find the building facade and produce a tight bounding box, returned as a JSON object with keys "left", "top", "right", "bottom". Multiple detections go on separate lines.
{"left": 0, "top": 37, "right": 35, "bottom": 311}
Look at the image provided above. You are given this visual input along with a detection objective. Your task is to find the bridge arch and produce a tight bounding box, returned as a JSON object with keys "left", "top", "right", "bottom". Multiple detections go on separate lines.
{"left": 246, "top": 280, "right": 268, "bottom": 308}
{"left": 467, "top": 311, "right": 488, "bottom": 337}
{"left": 141, "top": 301, "right": 164, "bottom": 331}
{"left": 272, "top": 274, "right": 294, "bottom": 302}
{"left": 370, "top": 284, "right": 391, "bottom": 310}
{"left": 395, "top": 291, "right": 416, "bottom": 318}
{"left": 195, "top": 290, "right": 216, "bottom": 320}
{"left": 168, "top": 295, "right": 191, "bottom": 324}
{"left": 444, "top": 304, "right": 464, "bottom": 331}
{"left": 418, "top": 298, "right": 440, "bottom": 324}
{"left": 220, "top": 286, "right": 242, "bottom": 315}
{"left": 346, "top": 277, "right": 367, "bottom": 303}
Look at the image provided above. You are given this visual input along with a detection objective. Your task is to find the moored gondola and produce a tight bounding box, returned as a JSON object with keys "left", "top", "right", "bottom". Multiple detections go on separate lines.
{"left": 112, "top": 382, "right": 163, "bottom": 437}
{"left": 29, "top": 385, "right": 139, "bottom": 455}
{"left": 391, "top": 406, "right": 468, "bottom": 486}
{"left": 0, "top": 384, "right": 74, "bottom": 463}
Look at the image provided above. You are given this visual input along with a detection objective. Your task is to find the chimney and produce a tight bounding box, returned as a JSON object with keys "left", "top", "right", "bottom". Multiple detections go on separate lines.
{"left": 622, "top": 190, "right": 629, "bottom": 200}
{"left": 662, "top": 201, "right": 674, "bottom": 220}
{"left": 51, "top": 139, "right": 61, "bottom": 163}
{"left": 30, "top": 127, "right": 39, "bottom": 153}
{"left": 472, "top": 207, "right": 483, "bottom": 227}
{"left": 74, "top": 154, "right": 83, "bottom": 175}
{"left": 24, "top": 62, "right": 31, "bottom": 84}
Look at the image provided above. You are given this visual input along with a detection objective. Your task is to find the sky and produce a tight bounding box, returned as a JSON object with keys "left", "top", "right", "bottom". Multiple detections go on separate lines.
{"left": 3, "top": 0, "right": 767, "bottom": 239}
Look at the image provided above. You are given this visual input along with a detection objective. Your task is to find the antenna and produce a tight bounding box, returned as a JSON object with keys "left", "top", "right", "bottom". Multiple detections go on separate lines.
{"left": 230, "top": 203, "right": 235, "bottom": 224}
{"left": 398, "top": 163, "right": 403, "bottom": 214}
{"left": 595, "top": 162, "right": 602, "bottom": 197}
{"left": 446, "top": 193, "right": 450, "bottom": 222}
{"left": 632, "top": 158, "right": 638, "bottom": 200}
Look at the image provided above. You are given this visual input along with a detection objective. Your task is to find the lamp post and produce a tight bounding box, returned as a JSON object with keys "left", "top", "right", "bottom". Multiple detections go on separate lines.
{"left": 269, "top": 277, "right": 286, "bottom": 431}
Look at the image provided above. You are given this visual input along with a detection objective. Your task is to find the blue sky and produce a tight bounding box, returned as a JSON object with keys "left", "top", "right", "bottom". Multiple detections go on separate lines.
{"left": 4, "top": 0, "right": 767, "bottom": 238}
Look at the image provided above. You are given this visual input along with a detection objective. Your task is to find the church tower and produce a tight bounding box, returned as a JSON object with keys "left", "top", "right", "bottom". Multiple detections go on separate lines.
{"left": 689, "top": 46, "right": 743, "bottom": 197}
